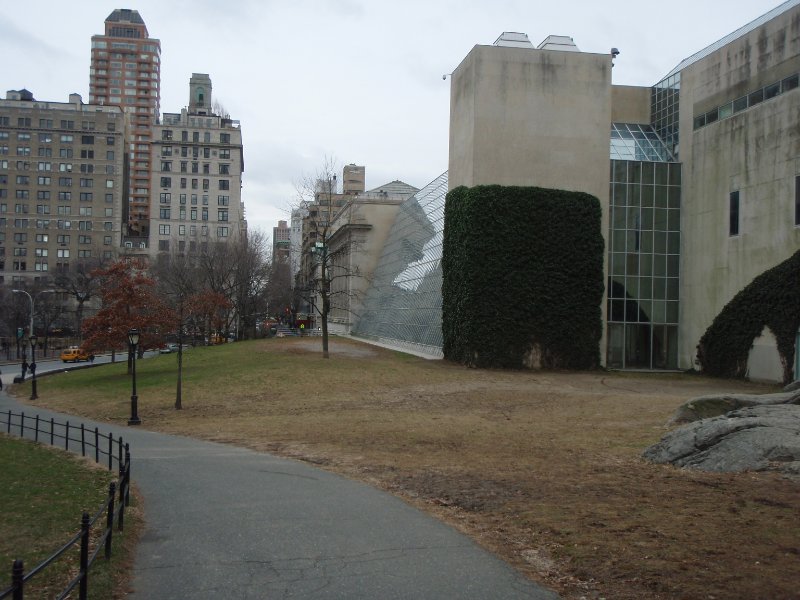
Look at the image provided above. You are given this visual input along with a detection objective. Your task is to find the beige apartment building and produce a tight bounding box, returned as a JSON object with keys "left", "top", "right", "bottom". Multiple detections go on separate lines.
{"left": 0, "top": 90, "right": 126, "bottom": 287}
{"left": 149, "top": 74, "right": 245, "bottom": 257}
{"left": 90, "top": 8, "right": 161, "bottom": 237}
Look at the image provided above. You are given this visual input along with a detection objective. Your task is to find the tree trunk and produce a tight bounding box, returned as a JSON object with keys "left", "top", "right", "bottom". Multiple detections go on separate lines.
{"left": 321, "top": 293, "right": 330, "bottom": 359}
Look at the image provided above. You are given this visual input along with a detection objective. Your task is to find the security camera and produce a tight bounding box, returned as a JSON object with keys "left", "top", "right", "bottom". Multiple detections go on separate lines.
{"left": 611, "top": 47, "right": 620, "bottom": 58}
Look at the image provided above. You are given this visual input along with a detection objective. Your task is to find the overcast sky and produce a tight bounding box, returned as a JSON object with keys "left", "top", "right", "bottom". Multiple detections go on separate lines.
{"left": 0, "top": 0, "right": 783, "bottom": 236}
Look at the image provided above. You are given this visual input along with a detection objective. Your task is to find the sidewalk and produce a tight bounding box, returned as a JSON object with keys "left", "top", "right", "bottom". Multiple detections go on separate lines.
{"left": 0, "top": 391, "right": 558, "bottom": 599}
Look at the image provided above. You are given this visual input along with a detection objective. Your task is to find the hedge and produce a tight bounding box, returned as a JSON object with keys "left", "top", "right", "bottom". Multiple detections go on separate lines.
{"left": 442, "top": 185, "right": 604, "bottom": 369}
{"left": 697, "top": 249, "right": 800, "bottom": 384}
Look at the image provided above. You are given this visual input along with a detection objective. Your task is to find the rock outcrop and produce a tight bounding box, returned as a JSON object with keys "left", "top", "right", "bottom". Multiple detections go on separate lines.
{"left": 644, "top": 393, "right": 800, "bottom": 477}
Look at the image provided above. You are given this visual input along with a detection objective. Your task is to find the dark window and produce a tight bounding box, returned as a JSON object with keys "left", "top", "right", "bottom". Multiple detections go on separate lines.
{"left": 795, "top": 176, "right": 800, "bottom": 227}
{"left": 729, "top": 191, "right": 740, "bottom": 236}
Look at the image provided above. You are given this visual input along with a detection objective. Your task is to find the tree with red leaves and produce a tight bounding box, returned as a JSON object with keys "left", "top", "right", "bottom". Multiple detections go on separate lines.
{"left": 82, "top": 259, "right": 175, "bottom": 371}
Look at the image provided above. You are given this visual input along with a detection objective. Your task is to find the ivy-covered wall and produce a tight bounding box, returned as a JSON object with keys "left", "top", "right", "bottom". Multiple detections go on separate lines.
{"left": 697, "top": 249, "right": 800, "bottom": 384}
{"left": 442, "top": 185, "right": 604, "bottom": 369}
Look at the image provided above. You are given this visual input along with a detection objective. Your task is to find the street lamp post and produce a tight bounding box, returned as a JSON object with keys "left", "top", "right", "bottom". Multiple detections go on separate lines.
{"left": 127, "top": 328, "right": 141, "bottom": 426}
{"left": 12, "top": 289, "right": 53, "bottom": 383}
{"left": 29, "top": 335, "right": 38, "bottom": 400}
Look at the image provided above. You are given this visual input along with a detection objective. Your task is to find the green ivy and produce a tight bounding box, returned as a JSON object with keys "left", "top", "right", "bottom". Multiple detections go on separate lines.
{"left": 697, "top": 249, "right": 800, "bottom": 384}
{"left": 442, "top": 185, "right": 604, "bottom": 369}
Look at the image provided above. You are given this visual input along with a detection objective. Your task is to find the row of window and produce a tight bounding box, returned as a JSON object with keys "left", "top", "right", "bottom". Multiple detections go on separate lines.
{"left": 159, "top": 193, "right": 229, "bottom": 206}
{"left": 695, "top": 72, "right": 799, "bottom": 130}
{"left": 156, "top": 226, "right": 230, "bottom": 246}
{"left": 729, "top": 176, "right": 800, "bottom": 236}
{"left": 156, "top": 208, "right": 229, "bottom": 222}
{"left": 162, "top": 146, "right": 231, "bottom": 159}
{"left": 1, "top": 204, "right": 112, "bottom": 216}
{"left": 160, "top": 162, "right": 231, "bottom": 175}
{"left": 161, "top": 130, "right": 232, "bottom": 144}
{"left": 0, "top": 132, "right": 115, "bottom": 146}
{"left": 0, "top": 117, "right": 116, "bottom": 132}
{"left": 159, "top": 177, "right": 230, "bottom": 190}
{"left": 0, "top": 147, "right": 116, "bottom": 160}
{"left": 0, "top": 219, "right": 111, "bottom": 230}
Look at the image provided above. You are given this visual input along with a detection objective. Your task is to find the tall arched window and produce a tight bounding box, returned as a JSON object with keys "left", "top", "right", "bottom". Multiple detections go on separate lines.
{"left": 196, "top": 87, "right": 205, "bottom": 106}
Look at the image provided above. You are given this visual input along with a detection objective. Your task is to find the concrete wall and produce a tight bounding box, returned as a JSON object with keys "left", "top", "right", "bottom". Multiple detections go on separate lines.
{"left": 611, "top": 85, "right": 651, "bottom": 124}
{"left": 678, "top": 6, "right": 800, "bottom": 373}
{"left": 449, "top": 44, "right": 612, "bottom": 201}
{"left": 747, "top": 326, "right": 784, "bottom": 383}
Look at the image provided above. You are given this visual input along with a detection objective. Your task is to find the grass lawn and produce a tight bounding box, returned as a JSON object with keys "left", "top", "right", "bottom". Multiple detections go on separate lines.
{"left": 15, "top": 336, "right": 800, "bottom": 599}
{"left": 0, "top": 434, "right": 140, "bottom": 599}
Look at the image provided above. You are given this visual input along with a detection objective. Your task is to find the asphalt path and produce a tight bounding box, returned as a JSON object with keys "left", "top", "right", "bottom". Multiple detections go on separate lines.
{"left": 0, "top": 368, "right": 558, "bottom": 599}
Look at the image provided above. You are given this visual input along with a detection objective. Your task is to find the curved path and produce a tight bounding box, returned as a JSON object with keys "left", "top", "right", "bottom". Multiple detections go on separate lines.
{"left": 0, "top": 388, "right": 557, "bottom": 599}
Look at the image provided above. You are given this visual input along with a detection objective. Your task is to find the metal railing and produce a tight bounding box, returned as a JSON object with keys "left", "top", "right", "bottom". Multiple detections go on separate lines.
{"left": 0, "top": 410, "right": 132, "bottom": 600}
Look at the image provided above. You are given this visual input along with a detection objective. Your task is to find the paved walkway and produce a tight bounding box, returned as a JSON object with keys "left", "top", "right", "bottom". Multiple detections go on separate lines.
{"left": 0, "top": 383, "right": 557, "bottom": 599}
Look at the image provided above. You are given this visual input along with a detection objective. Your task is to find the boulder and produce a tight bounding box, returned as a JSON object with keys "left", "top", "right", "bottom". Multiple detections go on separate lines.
{"left": 669, "top": 390, "right": 800, "bottom": 424}
{"left": 644, "top": 404, "right": 800, "bottom": 477}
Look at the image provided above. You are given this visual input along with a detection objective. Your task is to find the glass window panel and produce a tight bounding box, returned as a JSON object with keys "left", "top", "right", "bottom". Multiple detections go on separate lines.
{"left": 610, "top": 276, "right": 625, "bottom": 297}
{"left": 748, "top": 89, "right": 764, "bottom": 106}
{"left": 612, "top": 205, "right": 626, "bottom": 229}
{"left": 666, "top": 301, "right": 679, "bottom": 323}
{"left": 612, "top": 253, "right": 626, "bottom": 275}
{"left": 782, "top": 74, "right": 799, "bottom": 93}
{"left": 654, "top": 231, "right": 667, "bottom": 254}
{"left": 627, "top": 161, "right": 641, "bottom": 184}
{"left": 625, "top": 276, "right": 639, "bottom": 298}
{"left": 640, "top": 184, "right": 654, "bottom": 207}
{"left": 613, "top": 184, "right": 627, "bottom": 205}
{"left": 668, "top": 186, "right": 681, "bottom": 209}
{"left": 667, "top": 232, "right": 680, "bottom": 254}
{"left": 640, "top": 252, "right": 653, "bottom": 276}
{"left": 654, "top": 186, "right": 668, "bottom": 209}
{"left": 640, "top": 208, "right": 653, "bottom": 231}
{"left": 667, "top": 278, "right": 679, "bottom": 300}
{"left": 613, "top": 161, "right": 627, "bottom": 182}
{"left": 627, "top": 206, "right": 640, "bottom": 229}
{"left": 668, "top": 163, "right": 681, "bottom": 186}
{"left": 610, "top": 299, "right": 626, "bottom": 321}
{"left": 733, "top": 96, "right": 748, "bottom": 113}
{"left": 667, "top": 254, "right": 680, "bottom": 277}
{"left": 653, "top": 277, "right": 666, "bottom": 299}
{"left": 653, "top": 254, "right": 667, "bottom": 277}
{"left": 705, "top": 108, "right": 719, "bottom": 124}
{"left": 639, "top": 277, "right": 652, "bottom": 299}
{"left": 718, "top": 103, "right": 733, "bottom": 119}
{"left": 626, "top": 252, "right": 639, "bottom": 275}
{"left": 655, "top": 163, "right": 669, "bottom": 186}
{"left": 612, "top": 232, "right": 626, "bottom": 252}
{"left": 764, "top": 82, "right": 780, "bottom": 100}
{"left": 640, "top": 230, "right": 654, "bottom": 253}
{"left": 651, "top": 300, "right": 666, "bottom": 323}
{"left": 641, "top": 162, "right": 654, "bottom": 184}
{"left": 668, "top": 209, "right": 681, "bottom": 231}
{"left": 627, "top": 184, "right": 641, "bottom": 206}
{"left": 653, "top": 209, "right": 668, "bottom": 231}
{"left": 694, "top": 115, "right": 706, "bottom": 130}
{"left": 637, "top": 300, "right": 652, "bottom": 322}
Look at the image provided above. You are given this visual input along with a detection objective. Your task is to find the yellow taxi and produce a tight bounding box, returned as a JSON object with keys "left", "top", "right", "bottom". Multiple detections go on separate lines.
{"left": 60, "top": 346, "right": 92, "bottom": 363}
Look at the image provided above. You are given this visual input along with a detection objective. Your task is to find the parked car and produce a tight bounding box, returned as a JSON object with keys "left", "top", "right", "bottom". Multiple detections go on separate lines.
{"left": 60, "top": 346, "right": 94, "bottom": 363}
{"left": 159, "top": 343, "right": 180, "bottom": 354}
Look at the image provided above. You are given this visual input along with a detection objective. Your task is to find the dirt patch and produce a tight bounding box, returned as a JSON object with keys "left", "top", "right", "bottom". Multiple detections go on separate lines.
{"left": 25, "top": 337, "right": 799, "bottom": 599}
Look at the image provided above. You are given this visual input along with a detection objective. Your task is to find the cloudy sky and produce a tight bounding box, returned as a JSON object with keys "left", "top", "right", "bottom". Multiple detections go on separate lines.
{"left": 0, "top": 0, "right": 783, "bottom": 236}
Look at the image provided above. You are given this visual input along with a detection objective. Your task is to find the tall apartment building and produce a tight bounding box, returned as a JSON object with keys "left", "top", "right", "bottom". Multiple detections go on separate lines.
{"left": 149, "top": 74, "right": 245, "bottom": 256}
{"left": 89, "top": 8, "right": 160, "bottom": 237}
{"left": 0, "top": 91, "right": 126, "bottom": 287}
{"left": 273, "top": 220, "right": 290, "bottom": 262}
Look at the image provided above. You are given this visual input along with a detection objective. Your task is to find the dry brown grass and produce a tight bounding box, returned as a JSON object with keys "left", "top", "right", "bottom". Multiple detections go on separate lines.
{"left": 22, "top": 337, "right": 800, "bottom": 599}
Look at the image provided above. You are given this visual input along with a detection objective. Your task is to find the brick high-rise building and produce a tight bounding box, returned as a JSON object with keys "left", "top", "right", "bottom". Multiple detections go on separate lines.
{"left": 89, "top": 8, "right": 160, "bottom": 237}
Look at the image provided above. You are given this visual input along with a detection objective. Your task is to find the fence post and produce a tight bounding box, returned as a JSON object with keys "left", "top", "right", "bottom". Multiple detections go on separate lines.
{"left": 65, "top": 421, "right": 69, "bottom": 451}
{"left": 80, "top": 424, "right": 86, "bottom": 457}
{"left": 6, "top": 410, "right": 10, "bottom": 434}
{"left": 107, "top": 433, "right": 112, "bottom": 471}
{"left": 19, "top": 412, "right": 24, "bottom": 437}
{"left": 105, "top": 482, "right": 116, "bottom": 559}
{"left": 11, "top": 559, "right": 23, "bottom": 600}
{"left": 50, "top": 417, "right": 54, "bottom": 445}
{"left": 94, "top": 428, "right": 99, "bottom": 464}
{"left": 34, "top": 415, "right": 39, "bottom": 443}
{"left": 118, "top": 438, "right": 123, "bottom": 470}
{"left": 125, "top": 445, "right": 131, "bottom": 507}
{"left": 79, "top": 512, "right": 89, "bottom": 600}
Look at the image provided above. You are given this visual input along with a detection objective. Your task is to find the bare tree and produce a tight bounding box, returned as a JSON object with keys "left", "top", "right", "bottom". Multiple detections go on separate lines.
{"left": 294, "top": 157, "right": 364, "bottom": 358}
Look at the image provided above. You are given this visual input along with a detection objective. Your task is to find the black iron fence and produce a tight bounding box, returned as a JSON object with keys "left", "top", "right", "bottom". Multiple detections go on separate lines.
{"left": 0, "top": 410, "right": 132, "bottom": 600}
